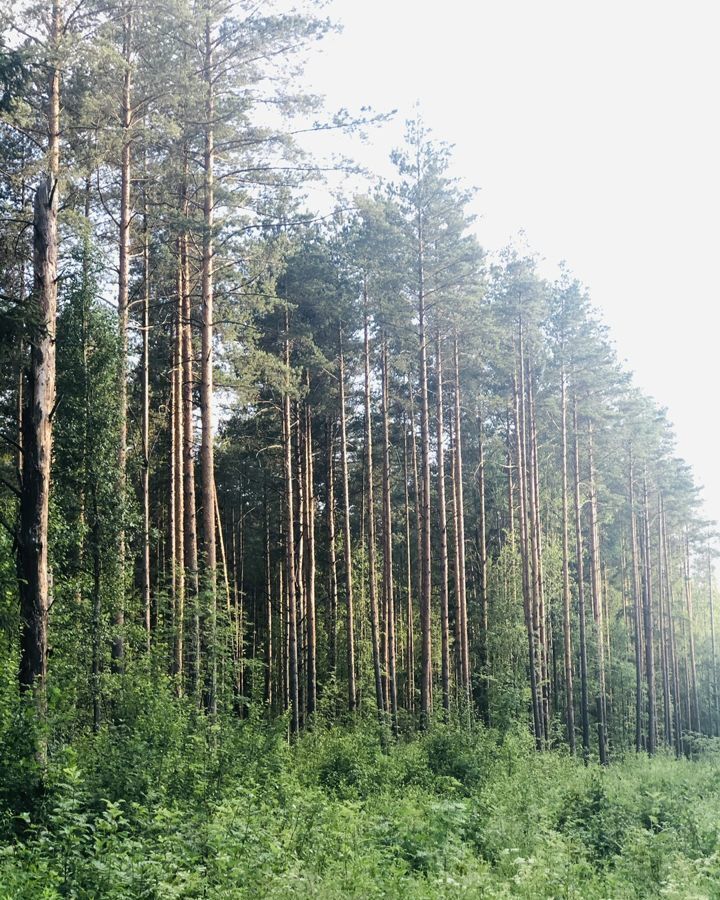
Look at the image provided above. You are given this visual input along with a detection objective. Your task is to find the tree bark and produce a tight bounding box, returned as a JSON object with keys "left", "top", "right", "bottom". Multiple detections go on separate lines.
{"left": 476, "top": 408, "right": 489, "bottom": 720}
{"left": 560, "top": 364, "right": 576, "bottom": 752}
{"left": 338, "top": 330, "right": 357, "bottom": 712}
{"left": 141, "top": 173, "right": 151, "bottom": 647}
{"left": 417, "top": 223, "right": 432, "bottom": 726}
{"left": 403, "top": 417, "right": 415, "bottom": 712}
{"left": 641, "top": 474, "right": 657, "bottom": 755}
{"left": 709, "top": 552, "right": 719, "bottom": 736}
{"left": 180, "top": 227, "right": 200, "bottom": 695}
{"left": 283, "top": 328, "right": 299, "bottom": 732}
{"left": 363, "top": 304, "right": 384, "bottom": 717}
{"left": 326, "top": 421, "right": 339, "bottom": 675}
{"left": 573, "top": 399, "right": 591, "bottom": 761}
{"left": 435, "top": 332, "right": 451, "bottom": 713}
{"left": 201, "top": 11, "right": 217, "bottom": 711}
{"left": 515, "top": 360, "right": 542, "bottom": 747}
{"left": 304, "top": 392, "right": 317, "bottom": 718}
{"left": 18, "top": 176, "right": 57, "bottom": 701}
{"left": 629, "top": 450, "right": 644, "bottom": 752}
{"left": 588, "top": 423, "right": 608, "bottom": 764}
{"left": 452, "top": 332, "right": 470, "bottom": 700}
{"left": 683, "top": 528, "right": 701, "bottom": 732}
{"left": 173, "top": 242, "right": 185, "bottom": 683}
{"left": 113, "top": 0, "right": 133, "bottom": 670}
{"left": 381, "top": 338, "right": 398, "bottom": 729}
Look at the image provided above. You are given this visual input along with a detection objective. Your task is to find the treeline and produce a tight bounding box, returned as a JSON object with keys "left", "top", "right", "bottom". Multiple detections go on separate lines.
{"left": 0, "top": 0, "right": 718, "bottom": 769}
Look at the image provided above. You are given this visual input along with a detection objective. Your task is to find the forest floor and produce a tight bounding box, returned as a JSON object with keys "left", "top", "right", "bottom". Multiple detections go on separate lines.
{"left": 1, "top": 679, "right": 720, "bottom": 898}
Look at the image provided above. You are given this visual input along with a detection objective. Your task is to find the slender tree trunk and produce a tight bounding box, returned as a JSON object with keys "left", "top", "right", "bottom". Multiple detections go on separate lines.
{"left": 113, "top": 0, "right": 133, "bottom": 670}
{"left": 283, "top": 328, "right": 299, "bottom": 732}
{"left": 477, "top": 408, "right": 489, "bottom": 720}
{"left": 573, "top": 399, "right": 590, "bottom": 760}
{"left": 641, "top": 475, "right": 657, "bottom": 755}
{"left": 381, "top": 338, "right": 398, "bottom": 730}
{"left": 363, "top": 304, "right": 384, "bottom": 717}
{"left": 506, "top": 405, "right": 515, "bottom": 542}
{"left": 588, "top": 423, "right": 608, "bottom": 764}
{"left": 709, "top": 553, "right": 719, "bottom": 736}
{"left": 201, "top": 12, "right": 217, "bottom": 711}
{"left": 665, "top": 531, "right": 683, "bottom": 756}
{"left": 326, "top": 422, "right": 339, "bottom": 675}
{"left": 295, "top": 413, "right": 306, "bottom": 725}
{"left": 403, "top": 418, "right": 415, "bottom": 712}
{"left": 560, "top": 365, "right": 575, "bottom": 752}
{"left": 169, "top": 372, "right": 177, "bottom": 629}
{"left": 141, "top": 172, "right": 151, "bottom": 647}
{"left": 417, "top": 226, "right": 432, "bottom": 726}
{"left": 264, "top": 492, "right": 273, "bottom": 710}
{"left": 338, "top": 331, "right": 356, "bottom": 712}
{"left": 683, "top": 528, "right": 701, "bottom": 732}
{"left": 629, "top": 451, "right": 644, "bottom": 752}
{"left": 453, "top": 333, "right": 470, "bottom": 701}
{"left": 527, "top": 369, "right": 548, "bottom": 740}
{"left": 657, "top": 496, "right": 672, "bottom": 745}
{"left": 174, "top": 243, "right": 185, "bottom": 683}
{"left": 180, "top": 227, "right": 200, "bottom": 694}
{"left": 304, "top": 392, "right": 317, "bottom": 718}
{"left": 515, "top": 361, "right": 542, "bottom": 747}
{"left": 435, "top": 332, "right": 451, "bottom": 713}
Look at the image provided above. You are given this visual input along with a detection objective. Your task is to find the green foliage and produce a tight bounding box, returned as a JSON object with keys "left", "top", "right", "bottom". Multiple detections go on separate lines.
{"left": 2, "top": 681, "right": 720, "bottom": 898}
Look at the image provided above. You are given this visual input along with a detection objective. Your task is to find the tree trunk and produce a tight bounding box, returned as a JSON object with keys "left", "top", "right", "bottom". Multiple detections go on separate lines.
{"left": 363, "top": 304, "right": 384, "bottom": 718}
{"left": 18, "top": 175, "right": 57, "bottom": 702}
{"left": 283, "top": 329, "right": 299, "bottom": 732}
{"left": 17, "top": 0, "right": 61, "bottom": 709}
{"left": 709, "top": 552, "right": 719, "bottom": 736}
{"left": 477, "top": 408, "right": 489, "bottom": 720}
{"left": 201, "top": 12, "right": 217, "bottom": 711}
{"left": 381, "top": 338, "right": 398, "bottom": 730}
{"left": 683, "top": 528, "right": 701, "bottom": 732}
{"left": 573, "top": 399, "right": 591, "bottom": 760}
{"left": 515, "top": 360, "right": 542, "bottom": 747}
{"left": 304, "top": 392, "right": 317, "bottom": 718}
{"left": 629, "top": 450, "right": 643, "bottom": 752}
{"left": 657, "top": 497, "right": 672, "bottom": 745}
{"left": 666, "top": 533, "right": 683, "bottom": 756}
{"left": 403, "top": 417, "right": 415, "bottom": 712}
{"left": 527, "top": 369, "right": 548, "bottom": 740}
{"left": 264, "top": 492, "right": 273, "bottom": 711}
{"left": 326, "top": 421, "right": 339, "bottom": 675}
{"left": 338, "top": 330, "right": 357, "bottom": 712}
{"left": 452, "top": 332, "right": 470, "bottom": 701}
{"left": 180, "top": 227, "right": 200, "bottom": 695}
{"left": 560, "top": 364, "right": 575, "bottom": 752}
{"left": 141, "top": 176, "right": 151, "bottom": 647}
{"left": 113, "top": 0, "right": 133, "bottom": 670}
{"left": 641, "top": 475, "right": 657, "bottom": 755}
{"left": 173, "top": 242, "right": 185, "bottom": 683}
{"left": 587, "top": 423, "right": 608, "bottom": 765}
{"left": 435, "top": 332, "right": 451, "bottom": 713}
{"left": 417, "top": 228, "right": 432, "bottom": 726}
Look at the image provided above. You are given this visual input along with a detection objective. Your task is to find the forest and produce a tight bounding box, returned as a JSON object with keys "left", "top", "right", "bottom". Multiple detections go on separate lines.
{"left": 1, "top": 1, "right": 720, "bottom": 897}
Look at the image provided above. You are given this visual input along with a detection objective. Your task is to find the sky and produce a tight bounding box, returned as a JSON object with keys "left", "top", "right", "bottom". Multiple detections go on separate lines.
{"left": 300, "top": 0, "right": 720, "bottom": 527}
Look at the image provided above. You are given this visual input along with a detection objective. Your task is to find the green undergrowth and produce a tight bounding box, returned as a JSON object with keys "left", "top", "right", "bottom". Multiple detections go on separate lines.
{"left": 1, "top": 677, "right": 720, "bottom": 898}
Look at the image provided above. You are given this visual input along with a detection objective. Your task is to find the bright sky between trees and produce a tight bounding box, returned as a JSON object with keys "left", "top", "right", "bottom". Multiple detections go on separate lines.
{"left": 303, "top": 0, "right": 720, "bottom": 529}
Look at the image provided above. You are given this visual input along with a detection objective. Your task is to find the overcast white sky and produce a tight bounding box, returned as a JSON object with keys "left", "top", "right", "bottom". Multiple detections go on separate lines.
{"left": 302, "top": 0, "right": 720, "bottom": 527}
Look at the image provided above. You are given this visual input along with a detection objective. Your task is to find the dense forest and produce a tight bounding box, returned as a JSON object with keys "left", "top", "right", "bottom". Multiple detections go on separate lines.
{"left": 1, "top": 1, "right": 720, "bottom": 896}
